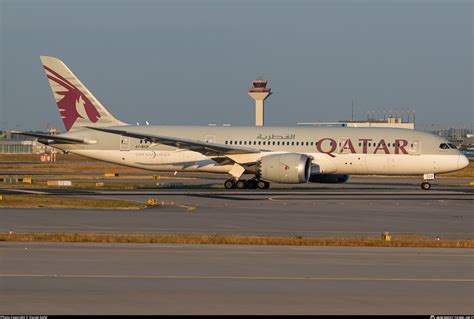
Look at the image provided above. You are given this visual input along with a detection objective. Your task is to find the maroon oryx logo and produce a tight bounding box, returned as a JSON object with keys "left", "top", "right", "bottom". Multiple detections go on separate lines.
{"left": 44, "top": 65, "right": 101, "bottom": 130}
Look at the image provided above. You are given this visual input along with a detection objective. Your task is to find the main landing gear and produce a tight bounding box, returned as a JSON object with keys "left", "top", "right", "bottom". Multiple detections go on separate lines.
{"left": 224, "top": 178, "right": 270, "bottom": 190}
{"left": 420, "top": 173, "right": 435, "bottom": 190}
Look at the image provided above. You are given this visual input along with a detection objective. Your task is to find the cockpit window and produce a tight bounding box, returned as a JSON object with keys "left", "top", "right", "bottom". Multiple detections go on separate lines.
{"left": 448, "top": 143, "right": 457, "bottom": 149}
{"left": 439, "top": 143, "right": 449, "bottom": 150}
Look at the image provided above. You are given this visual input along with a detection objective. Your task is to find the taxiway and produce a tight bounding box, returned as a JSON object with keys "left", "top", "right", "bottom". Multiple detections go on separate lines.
{"left": 1, "top": 242, "right": 472, "bottom": 314}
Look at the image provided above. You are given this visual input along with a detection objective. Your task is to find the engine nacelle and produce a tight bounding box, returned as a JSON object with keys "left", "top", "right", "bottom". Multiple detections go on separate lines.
{"left": 308, "top": 174, "right": 350, "bottom": 183}
{"left": 258, "top": 153, "right": 312, "bottom": 184}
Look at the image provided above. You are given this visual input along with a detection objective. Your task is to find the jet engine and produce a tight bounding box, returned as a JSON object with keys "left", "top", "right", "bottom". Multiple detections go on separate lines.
{"left": 308, "top": 174, "right": 350, "bottom": 183}
{"left": 257, "top": 153, "right": 312, "bottom": 184}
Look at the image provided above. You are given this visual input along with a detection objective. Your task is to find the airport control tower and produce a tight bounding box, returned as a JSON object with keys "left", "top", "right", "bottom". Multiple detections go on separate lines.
{"left": 248, "top": 78, "right": 272, "bottom": 126}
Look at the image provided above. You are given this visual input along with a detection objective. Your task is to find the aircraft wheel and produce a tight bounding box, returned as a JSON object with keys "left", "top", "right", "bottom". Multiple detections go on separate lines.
{"left": 263, "top": 181, "right": 270, "bottom": 189}
{"left": 257, "top": 180, "right": 267, "bottom": 189}
{"left": 421, "top": 182, "right": 431, "bottom": 190}
{"left": 224, "top": 179, "right": 236, "bottom": 189}
{"left": 236, "top": 179, "right": 248, "bottom": 189}
{"left": 247, "top": 179, "right": 258, "bottom": 189}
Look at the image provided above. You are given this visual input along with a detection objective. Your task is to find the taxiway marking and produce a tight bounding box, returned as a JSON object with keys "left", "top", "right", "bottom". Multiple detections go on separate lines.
{"left": 1, "top": 274, "right": 472, "bottom": 282}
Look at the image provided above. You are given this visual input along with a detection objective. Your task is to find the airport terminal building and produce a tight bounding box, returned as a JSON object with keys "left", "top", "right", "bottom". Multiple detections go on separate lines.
{"left": 0, "top": 131, "right": 46, "bottom": 154}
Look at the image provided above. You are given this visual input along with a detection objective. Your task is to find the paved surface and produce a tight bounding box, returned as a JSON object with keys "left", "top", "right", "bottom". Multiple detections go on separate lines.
{"left": 1, "top": 177, "right": 473, "bottom": 314}
{"left": 1, "top": 188, "right": 473, "bottom": 239}
{"left": 0, "top": 242, "right": 472, "bottom": 314}
{"left": 1, "top": 173, "right": 473, "bottom": 190}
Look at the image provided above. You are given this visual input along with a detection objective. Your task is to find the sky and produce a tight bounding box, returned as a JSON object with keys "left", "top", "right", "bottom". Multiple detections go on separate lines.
{"left": 0, "top": 0, "right": 472, "bottom": 132}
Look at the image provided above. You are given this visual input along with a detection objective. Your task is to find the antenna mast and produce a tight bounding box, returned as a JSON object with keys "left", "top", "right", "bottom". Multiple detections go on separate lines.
{"left": 351, "top": 100, "right": 354, "bottom": 121}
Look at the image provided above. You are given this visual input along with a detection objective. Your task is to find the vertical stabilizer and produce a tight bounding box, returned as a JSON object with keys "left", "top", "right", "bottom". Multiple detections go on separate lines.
{"left": 40, "top": 56, "right": 127, "bottom": 131}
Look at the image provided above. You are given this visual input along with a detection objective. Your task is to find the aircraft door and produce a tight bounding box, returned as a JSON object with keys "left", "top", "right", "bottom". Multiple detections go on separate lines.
{"left": 120, "top": 135, "right": 130, "bottom": 151}
{"left": 409, "top": 138, "right": 421, "bottom": 155}
{"left": 205, "top": 135, "right": 216, "bottom": 143}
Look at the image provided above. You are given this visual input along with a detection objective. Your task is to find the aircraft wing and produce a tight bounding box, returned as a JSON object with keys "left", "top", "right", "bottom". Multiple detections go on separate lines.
{"left": 87, "top": 127, "right": 260, "bottom": 156}
{"left": 11, "top": 131, "right": 92, "bottom": 144}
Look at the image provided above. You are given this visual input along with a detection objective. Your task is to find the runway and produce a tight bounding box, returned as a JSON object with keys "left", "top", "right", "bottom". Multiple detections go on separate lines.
{"left": 1, "top": 242, "right": 472, "bottom": 314}
{"left": 1, "top": 188, "right": 473, "bottom": 239}
{"left": 1, "top": 173, "right": 473, "bottom": 314}
{"left": 1, "top": 175, "right": 473, "bottom": 191}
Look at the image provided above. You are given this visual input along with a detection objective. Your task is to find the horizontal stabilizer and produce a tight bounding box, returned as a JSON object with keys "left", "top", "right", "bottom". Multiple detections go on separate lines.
{"left": 11, "top": 131, "right": 94, "bottom": 144}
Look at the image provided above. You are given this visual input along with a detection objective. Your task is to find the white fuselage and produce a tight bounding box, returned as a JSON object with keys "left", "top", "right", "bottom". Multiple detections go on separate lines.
{"left": 71, "top": 149, "right": 465, "bottom": 176}
{"left": 58, "top": 125, "right": 469, "bottom": 178}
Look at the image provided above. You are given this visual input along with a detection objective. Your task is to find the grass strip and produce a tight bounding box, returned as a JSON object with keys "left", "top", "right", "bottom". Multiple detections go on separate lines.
{"left": 1, "top": 233, "right": 472, "bottom": 248}
{"left": 0, "top": 195, "right": 145, "bottom": 209}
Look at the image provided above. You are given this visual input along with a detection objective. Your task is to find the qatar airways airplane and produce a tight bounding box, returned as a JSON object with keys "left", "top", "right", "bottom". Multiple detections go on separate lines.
{"left": 16, "top": 56, "right": 469, "bottom": 190}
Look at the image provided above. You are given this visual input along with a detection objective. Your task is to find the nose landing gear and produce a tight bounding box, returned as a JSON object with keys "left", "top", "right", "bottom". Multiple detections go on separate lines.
{"left": 421, "top": 173, "right": 435, "bottom": 190}
{"left": 421, "top": 181, "right": 431, "bottom": 190}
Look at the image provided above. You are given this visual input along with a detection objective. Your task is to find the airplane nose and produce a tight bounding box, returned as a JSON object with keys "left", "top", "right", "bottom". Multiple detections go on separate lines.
{"left": 458, "top": 155, "right": 469, "bottom": 170}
